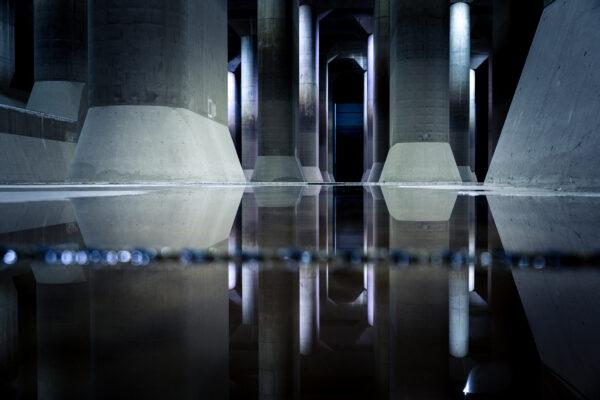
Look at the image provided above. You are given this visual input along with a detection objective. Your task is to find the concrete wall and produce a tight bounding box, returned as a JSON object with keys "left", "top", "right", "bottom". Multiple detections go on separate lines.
{"left": 486, "top": 0, "right": 600, "bottom": 190}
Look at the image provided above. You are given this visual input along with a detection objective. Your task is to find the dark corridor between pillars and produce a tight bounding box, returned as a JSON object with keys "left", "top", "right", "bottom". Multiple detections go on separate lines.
{"left": 330, "top": 58, "right": 364, "bottom": 182}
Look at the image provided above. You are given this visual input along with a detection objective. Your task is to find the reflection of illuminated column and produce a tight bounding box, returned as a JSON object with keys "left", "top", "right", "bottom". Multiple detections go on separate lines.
{"left": 374, "top": 264, "right": 390, "bottom": 399}
{"left": 259, "top": 265, "right": 298, "bottom": 400}
{"left": 449, "top": 268, "right": 469, "bottom": 358}
{"left": 35, "top": 266, "right": 90, "bottom": 398}
{"left": 384, "top": 188, "right": 455, "bottom": 397}
{"left": 300, "top": 264, "right": 318, "bottom": 355}
{"left": 255, "top": 186, "right": 301, "bottom": 399}
{"left": 90, "top": 265, "right": 229, "bottom": 398}
{"left": 242, "top": 262, "right": 259, "bottom": 325}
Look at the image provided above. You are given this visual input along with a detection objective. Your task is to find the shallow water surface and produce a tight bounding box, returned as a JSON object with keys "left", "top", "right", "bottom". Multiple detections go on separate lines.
{"left": 0, "top": 184, "right": 598, "bottom": 399}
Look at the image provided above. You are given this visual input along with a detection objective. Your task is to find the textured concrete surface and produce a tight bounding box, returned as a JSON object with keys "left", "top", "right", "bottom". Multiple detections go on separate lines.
{"left": 298, "top": 5, "right": 321, "bottom": 182}
{"left": 0, "top": 133, "right": 75, "bottom": 183}
{"left": 32, "top": 0, "right": 86, "bottom": 83}
{"left": 252, "top": 0, "right": 303, "bottom": 182}
{"left": 370, "top": 0, "right": 390, "bottom": 183}
{"left": 88, "top": 0, "right": 226, "bottom": 123}
{"left": 384, "top": 0, "right": 458, "bottom": 182}
{"left": 69, "top": 106, "right": 245, "bottom": 183}
{"left": 0, "top": 199, "right": 75, "bottom": 234}
{"left": 486, "top": 0, "right": 599, "bottom": 190}
{"left": 241, "top": 35, "right": 258, "bottom": 174}
{"left": 449, "top": 2, "right": 471, "bottom": 171}
{"left": 380, "top": 143, "right": 462, "bottom": 183}
{"left": 26, "top": 81, "right": 86, "bottom": 120}
{"left": 72, "top": 187, "right": 243, "bottom": 249}
{"left": 0, "top": 0, "right": 15, "bottom": 89}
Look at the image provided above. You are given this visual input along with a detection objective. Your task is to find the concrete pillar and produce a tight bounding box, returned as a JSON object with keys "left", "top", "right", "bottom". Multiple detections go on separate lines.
{"left": 69, "top": 0, "right": 244, "bottom": 183}
{"left": 299, "top": 264, "right": 319, "bottom": 355}
{"left": 298, "top": 5, "right": 323, "bottom": 183}
{"left": 228, "top": 71, "right": 241, "bottom": 157}
{"left": 26, "top": 0, "right": 87, "bottom": 120}
{"left": 364, "top": 35, "right": 375, "bottom": 181}
{"left": 318, "top": 24, "right": 331, "bottom": 183}
{"left": 381, "top": 0, "right": 461, "bottom": 183}
{"left": 368, "top": 0, "right": 390, "bottom": 182}
{"left": 242, "top": 35, "right": 258, "bottom": 180}
{"left": 0, "top": 0, "right": 15, "bottom": 91}
{"left": 252, "top": 0, "right": 304, "bottom": 182}
{"left": 327, "top": 62, "right": 335, "bottom": 182}
{"left": 449, "top": 1, "right": 474, "bottom": 182}
{"left": 469, "top": 69, "right": 476, "bottom": 177}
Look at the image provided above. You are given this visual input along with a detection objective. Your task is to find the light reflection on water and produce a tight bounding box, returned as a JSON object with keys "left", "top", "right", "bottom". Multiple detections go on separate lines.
{"left": 0, "top": 185, "right": 599, "bottom": 399}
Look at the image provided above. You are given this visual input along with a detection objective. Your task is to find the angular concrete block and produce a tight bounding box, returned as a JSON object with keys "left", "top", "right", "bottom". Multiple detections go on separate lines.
{"left": 367, "top": 162, "right": 384, "bottom": 183}
{"left": 26, "top": 81, "right": 86, "bottom": 121}
{"left": 251, "top": 156, "right": 305, "bottom": 183}
{"left": 68, "top": 106, "right": 246, "bottom": 183}
{"left": 379, "top": 142, "right": 461, "bottom": 183}
{"left": 302, "top": 166, "right": 324, "bottom": 183}
{"left": 381, "top": 188, "right": 457, "bottom": 222}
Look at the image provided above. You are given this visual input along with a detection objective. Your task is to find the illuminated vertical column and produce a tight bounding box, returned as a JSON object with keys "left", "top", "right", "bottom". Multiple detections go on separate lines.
{"left": 298, "top": 5, "right": 322, "bottom": 182}
{"left": 365, "top": 34, "right": 375, "bottom": 181}
{"left": 469, "top": 69, "right": 476, "bottom": 177}
{"left": 252, "top": 0, "right": 304, "bottom": 182}
{"left": 369, "top": 0, "right": 390, "bottom": 182}
{"left": 299, "top": 264, "right": 319, "bottom": 355}
{"left": 381, "top": 0, "right": 460, "bottom": 183}
{"left": 242, "top": 35, "right": 258, "bottom": 179}
{"left": 228, "top": 71, "right": 241, "bottom": 156}
{"left": 449, "top": 0, "right": 473, "bottom": 182}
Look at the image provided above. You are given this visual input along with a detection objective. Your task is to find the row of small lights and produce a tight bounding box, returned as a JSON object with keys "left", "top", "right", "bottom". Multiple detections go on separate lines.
{"left": 1, "top": 247, "right": 598, "bottom": 269}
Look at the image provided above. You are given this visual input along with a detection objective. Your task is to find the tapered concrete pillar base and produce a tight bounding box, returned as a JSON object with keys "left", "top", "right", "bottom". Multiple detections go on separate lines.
{"left": 380, "top": 143, "right": 461, "bottom": 183}
{"left": 361, "top": 169, "right": 371, "bottom": 183}
{"left": 26, "top": 81, "right": 86, "bottom": 121}
{"left": 321, "top": 171, "right": 331, "bottom": 182}
{"left": 251, "top": 156, "right": 305, "bottom": 182}
{"left": 458, "top": 166, "right": 477, "bottom": 183}
{"left": 302, "top": 167, "right": 324, "bottom": 183}
{"left": 367, "top": 162, "right": 384, "bottom": 183}
{"left": 244, "top": 170, "right": 254, "bottom": 181}
{"left": 68, "top": 106, "right": 245, "bottom": 183}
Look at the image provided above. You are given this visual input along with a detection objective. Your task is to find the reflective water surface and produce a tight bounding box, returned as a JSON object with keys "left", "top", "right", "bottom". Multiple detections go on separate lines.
{"left": 0, "top": 185, "right": 599, "bottom": 399}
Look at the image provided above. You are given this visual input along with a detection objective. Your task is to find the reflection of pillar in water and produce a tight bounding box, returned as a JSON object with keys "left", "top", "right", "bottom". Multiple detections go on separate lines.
{"left": 449, "top": 267, "right": 469, "bottom": 358}
{"left": 255, "top": 186, "right": 301, "bottom": 399}
{"left": 374, "top": 264, "right": 390, "bottom": 399}
{"left": 0, "top": 276, "right": 18, "bottom": 383}
{"left": 34, "top": 265, "right": 90, "bottom": 399}
{"left": 242, "top": 262, "right": 259, "bottom": 326}
{"left": 300, "top": 264, "right": 319, "bottom": 355}
{"left": 90, "top": 265, "right": 229, "bottom": 398}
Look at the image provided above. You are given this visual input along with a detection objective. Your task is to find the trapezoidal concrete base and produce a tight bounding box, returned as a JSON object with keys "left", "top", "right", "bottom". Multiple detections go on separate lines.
{"left": 250, "top": 156, "right": 305, "bottom": 182}
{"left": 302, "top": 166, "right": 324, "bottom": 183}
{"left": 379, "top": 142, "right": 461, "bottom": 184}
{"left": 68, "top": 106, "right": 246, "bottom": 183}
{"left": 367, "top": 162, "right": 384, "bottom": 183}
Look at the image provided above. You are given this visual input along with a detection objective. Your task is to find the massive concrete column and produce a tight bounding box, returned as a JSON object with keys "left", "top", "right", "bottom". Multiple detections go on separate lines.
{"left": 364, "top": 35, "right": 375, "bottom": 182}
{"left": 318, "top": 23, "right": 332, "bottom": 183}
{"left": 449, "top": 1, "right": 474, "bottom": 182}
{"left": 69, "top": 0, "right": 244, "bottom": 183}
{"left": 26, "top": 0, "right": 87, "bottom": 121}
{"left": 0, "top": 0, "right": 15, "bottom": 93}
{"left": 252, "top": 0, "right": 304, "bottom": 182}
{"left": 242, "top": 35, "right": 258, "bottom": 180}
{"left": 368, "top": 0, "right": 390, "bottom": 182}
{"left": 449, "top": 267, "right": 469, "bottom": 358}
{"left": 228, "top": 71, "right": 241, "bottom": 156}
{"left": 298, "top": 5, "right": 323, "bottom": 183}
{"left": 381, "top": 0, "right": 461, "bottom": 183}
